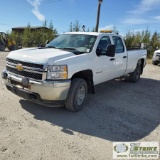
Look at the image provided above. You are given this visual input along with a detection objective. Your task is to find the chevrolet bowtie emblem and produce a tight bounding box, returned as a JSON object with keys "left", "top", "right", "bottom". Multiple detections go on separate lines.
{"left": 16, "top": 64, "right": 24, "bottom": 71}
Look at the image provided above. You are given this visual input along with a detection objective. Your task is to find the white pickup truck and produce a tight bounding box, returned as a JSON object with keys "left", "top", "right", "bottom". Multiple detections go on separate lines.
{"left": 2, "top": 32, "right": 147, "bottom": 112}
{"left": 152, "top": 49, "right": 160, "bottom": 65}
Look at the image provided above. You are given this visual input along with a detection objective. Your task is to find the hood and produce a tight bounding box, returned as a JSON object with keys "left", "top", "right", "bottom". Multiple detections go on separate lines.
{"left": 7, "top": 47, "right": 75, "bottom": 65}
{"left": 155, "top": 49, "right": 160, "bottom": 53}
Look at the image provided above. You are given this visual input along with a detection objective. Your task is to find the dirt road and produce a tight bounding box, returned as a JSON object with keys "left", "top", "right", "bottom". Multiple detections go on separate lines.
{"left": 0, "top": 51, "right": 160, "bottom": 160}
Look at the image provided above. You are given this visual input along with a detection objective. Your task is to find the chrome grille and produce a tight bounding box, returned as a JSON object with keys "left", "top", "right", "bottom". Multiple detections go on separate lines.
{"left": 6, "top": 66, "right": 42, "bottom": 80}
{"left": 157, "top": 53, "right": 160, "bottom": 56}
{"left": 6, "top": 58, "right": 44, "bottom": 69}
{"left": 6, "top": 58, "right": 46, "bottom": 80}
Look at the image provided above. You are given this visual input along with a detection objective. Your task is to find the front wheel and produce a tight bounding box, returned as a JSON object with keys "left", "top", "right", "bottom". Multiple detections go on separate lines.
{"left": 65, "top": 78, "right": 87, "bottom": 112}
{"left": 129, "top": 63, "right": 142, "bottom": 83}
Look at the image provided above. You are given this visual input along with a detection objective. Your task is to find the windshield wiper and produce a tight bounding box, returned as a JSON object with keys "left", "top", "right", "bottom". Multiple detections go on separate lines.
{"left": 46, "top": 46, "right": 58, "bottom": 49}
{"left": 58, "top": 47, "right": 77, "bottom": 50}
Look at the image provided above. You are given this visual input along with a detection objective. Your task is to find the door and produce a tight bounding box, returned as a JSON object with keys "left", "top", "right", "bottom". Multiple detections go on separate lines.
{"left": 112, "top": 36, "right": 127, "bottom": 77}
{"left": 93, "top": 36, "right": 117, "bottom": 85}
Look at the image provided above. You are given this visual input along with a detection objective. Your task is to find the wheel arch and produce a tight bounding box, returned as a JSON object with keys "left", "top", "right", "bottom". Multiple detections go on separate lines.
{"left": 138, "top": 58, "right": 145, "bottom": 74}
{"left": 71, "top": 69, "right": 95, "bottom": 94}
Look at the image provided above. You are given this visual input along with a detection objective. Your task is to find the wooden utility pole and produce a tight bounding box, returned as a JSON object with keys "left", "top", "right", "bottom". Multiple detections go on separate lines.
{"left": 95, "top": 0, "right": 103, "bottom": 32}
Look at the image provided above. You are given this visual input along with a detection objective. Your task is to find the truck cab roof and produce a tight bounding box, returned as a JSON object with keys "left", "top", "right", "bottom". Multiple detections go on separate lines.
{"left": 64, "top": 32, "right": 119, "bottom": 37}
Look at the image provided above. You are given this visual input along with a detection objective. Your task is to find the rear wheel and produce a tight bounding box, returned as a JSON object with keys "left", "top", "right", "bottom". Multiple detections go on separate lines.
{"left": 0, "top": 45, "right": 5, "bottom": 51}
{"left": 129, "top": 62, "right": 142, "bottom": 83}
{"left": 152, "top": 61, "right": 158, "bottom": 65}
{"left": 8, "top": 45, "right": 18, "bottom": 51}
{"left": 65, "top": 78, "right": 87, "bottom": 112}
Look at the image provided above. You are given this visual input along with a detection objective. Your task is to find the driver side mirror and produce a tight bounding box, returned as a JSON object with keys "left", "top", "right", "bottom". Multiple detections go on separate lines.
{"left": 106, "top": 44, "right": 115, "bottom": 57}
{"left": 96, "top": 48, "right": 102, "bottom": 56}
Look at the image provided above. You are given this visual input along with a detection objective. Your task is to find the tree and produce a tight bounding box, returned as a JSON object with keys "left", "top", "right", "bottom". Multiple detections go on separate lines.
{"left": 43, "top": 20, "right": 47, "bottom": 27}
{"left": 49, "top": 20, "right": 54, "bottom": 30}
{"left": 113, "top": 26, "right": 119, "bottom": 34}
{"left": 68, "top": 20, "right": 81, "bottom": 32}
{"left": 149, "top": 31, "right": 160, "bottom": 58}
{"left": 125, "top": 31, "right": 135, "bottom": 49}
{"left": 150, "top": 31, "right": 160, "bottom": 50}
{"left": 22, "top": 24, "right": 32, "bottom": 47}
{"left": 73, "top": 20, "right": 81, "bottom": 31}
{"left": 125, "top": 29, "right": 160, "bottom": 58}
{"left": 9, "top": 21, "right": 58, "bottom": 47}
{"left": 91, "top": 27, "right": 96, "bottom": 32}
{"left": 69, "top": 22, "right": 73, "bottom": 32}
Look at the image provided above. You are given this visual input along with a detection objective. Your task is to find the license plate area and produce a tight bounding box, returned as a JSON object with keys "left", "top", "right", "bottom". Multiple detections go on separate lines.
{"left": 10, "top": 80, "right": 23, "bottom": 88}
{"left": 9, "top": 79, "right": 31, "bottom": 89}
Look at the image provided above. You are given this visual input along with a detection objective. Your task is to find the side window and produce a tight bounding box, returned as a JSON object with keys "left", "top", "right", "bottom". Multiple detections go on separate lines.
{"left": 97, "top": 36, "right": 111, "bottom": 55}
{"left": 112, "top": 36, "right": 124, "bottom": 53}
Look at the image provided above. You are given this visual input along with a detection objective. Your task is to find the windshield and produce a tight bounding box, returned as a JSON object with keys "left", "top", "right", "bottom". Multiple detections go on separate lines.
{"left": 47, "top": 34, "right": 97, "bottom": 54}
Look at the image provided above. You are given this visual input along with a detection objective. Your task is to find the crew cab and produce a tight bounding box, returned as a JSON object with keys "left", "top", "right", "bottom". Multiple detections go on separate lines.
{"left": 2, "top": 32, "right": 147, "bottom": 112}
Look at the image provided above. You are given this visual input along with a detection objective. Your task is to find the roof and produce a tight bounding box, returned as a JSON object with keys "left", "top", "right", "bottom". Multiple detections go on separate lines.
{"left": 64, "top": 32, "right": 118, "bottom": 36}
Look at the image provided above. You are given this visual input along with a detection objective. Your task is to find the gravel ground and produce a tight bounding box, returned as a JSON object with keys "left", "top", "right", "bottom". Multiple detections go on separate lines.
{"left": 0, "top": 51, "right": 160, "bottom": 160}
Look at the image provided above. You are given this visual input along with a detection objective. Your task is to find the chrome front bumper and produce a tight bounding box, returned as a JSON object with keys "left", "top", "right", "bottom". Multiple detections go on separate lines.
{"left": 2, "top": 71, "right": 71, "bottom": 105}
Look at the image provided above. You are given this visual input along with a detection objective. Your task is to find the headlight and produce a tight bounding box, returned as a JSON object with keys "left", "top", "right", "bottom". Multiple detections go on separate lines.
{"left": 47, "top": 65, "right": 68, "bottom": 79}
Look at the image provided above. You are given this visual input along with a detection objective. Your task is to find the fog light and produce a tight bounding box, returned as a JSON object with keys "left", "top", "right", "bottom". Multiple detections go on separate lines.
{"left": 1, "top": 70, "right": 8, "bottom": 79}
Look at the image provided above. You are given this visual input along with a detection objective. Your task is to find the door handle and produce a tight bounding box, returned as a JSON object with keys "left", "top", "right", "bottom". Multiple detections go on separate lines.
{"left": 110, "top": 58, "right": 115, "bottom": 61}
{"left": 123, "top": 56, "right": 127, "bottom": 59}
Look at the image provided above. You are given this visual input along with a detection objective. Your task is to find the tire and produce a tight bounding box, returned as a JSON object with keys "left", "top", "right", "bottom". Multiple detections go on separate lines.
{"left": 129, "top": 63, "right": 142, "bottom": 83}
{"left": 152, "top": 61, "right": 158, "bottom": 65}
{"left": 18, "top": 45, "right": 22, "bottom": 49}
{"left": 8, "top": 45, "right": 18, "bottom": 51}
{"left": 0, "top": 45, "right": 5, "bottom": 51}
{"left": 65, "top": 78, "right": 87, "bottom": 112}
